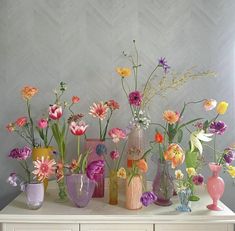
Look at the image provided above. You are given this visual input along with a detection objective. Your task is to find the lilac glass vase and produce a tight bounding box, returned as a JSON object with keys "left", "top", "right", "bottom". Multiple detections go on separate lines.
{"left": 85, "top": 138, "right": 105, "bottom": 198}
{"left": 66, "top": 174, "right": 96, "bottom": 208}
{"left": 152, "top": 159, "right": 174, "bottom": 206}
{"left": 25, "top": 182, "right": 44, "bottom": 210}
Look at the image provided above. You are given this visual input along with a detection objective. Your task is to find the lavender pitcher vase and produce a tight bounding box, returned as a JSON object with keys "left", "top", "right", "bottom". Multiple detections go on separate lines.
{"left": 25, "top": 182, "right": 44, "bottom": 210}
{"left": 66, "top": 174, "right": 96, "bottom": 208}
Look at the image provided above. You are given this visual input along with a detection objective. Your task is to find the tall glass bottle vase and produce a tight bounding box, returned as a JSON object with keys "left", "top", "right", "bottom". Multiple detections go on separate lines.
{"left": 85, "top": 139, "right": 105, "bottom": 198}
{"left": 152, "top": 159, "right": 174, "bottom": 206}
{"left": 109, "top": 169, "right": 118, "bottom": 205}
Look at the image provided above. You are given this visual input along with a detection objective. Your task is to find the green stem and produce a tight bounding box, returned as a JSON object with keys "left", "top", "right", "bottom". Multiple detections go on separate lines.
{"left": 77, "top": 136, "right": 80, "bottom": 159}
{"left": 214, "top": 135, "right": 216, "bottom": 163}
{"left": 102, "top": 110, "right": 113, "bottom": 141}
{"left": 99, "top": 119, "right": 102, "bottom": 140}
{"left": 116, "top": 139, "right": 128, "bottom": 170}
{"left": 26, "top": 100, "right": 35, "bottom": 147}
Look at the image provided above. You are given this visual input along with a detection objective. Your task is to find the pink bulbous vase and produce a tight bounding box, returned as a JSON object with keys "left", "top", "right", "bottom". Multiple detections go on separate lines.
{"left": 206, "top": 163, "right": 224, "bottom": 211}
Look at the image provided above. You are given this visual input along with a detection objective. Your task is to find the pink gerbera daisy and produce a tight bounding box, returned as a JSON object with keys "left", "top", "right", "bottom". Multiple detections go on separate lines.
{"left": 33, "top": 157, "right": 56, "bottom": 182}
{"left": 89, "top": 102, "right": 109, "bottom": 120}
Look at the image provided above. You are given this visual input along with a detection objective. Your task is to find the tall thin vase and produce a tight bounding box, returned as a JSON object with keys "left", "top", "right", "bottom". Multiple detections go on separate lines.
{"left": 207, "top": 163, "right": 224, "bottom": 211}
{"left": 85, "top": 138, "right": 105, "bottom": 198}
{"left": 152, "top": 159, "right": 174, "bottom": 206}
{"left": 57, "top": 177, "right": 67, "bottom": 202}
{"left": 109, "top": 170, "right": 118, "bottom": 205}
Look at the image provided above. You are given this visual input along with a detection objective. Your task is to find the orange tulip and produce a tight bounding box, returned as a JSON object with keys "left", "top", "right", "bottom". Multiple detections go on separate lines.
{"left": 136, "top": 159, "right": 148, "bottom": 173}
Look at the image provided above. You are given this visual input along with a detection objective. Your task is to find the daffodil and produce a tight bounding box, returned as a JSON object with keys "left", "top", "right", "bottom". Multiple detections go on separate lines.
{"left": 190, "top": 130, "right": 213, "bottom": 154}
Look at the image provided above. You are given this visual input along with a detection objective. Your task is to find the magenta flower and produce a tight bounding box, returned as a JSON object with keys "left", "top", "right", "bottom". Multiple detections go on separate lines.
{"left": 128, "top": 91, "right": 142, "bottom": 107}
{"left": 9, "top": 146, "right": 32, "bottom": 160}
{"left": 86, "top": 160, "right": 104, "bottom": 181}
{"left": 209, "top": 121, "right": 227, "bottom": 135}
{"left": 158, "top": 57, "right": 170, "bottom": 73}
{"left": 37, "top": 118, "right": 48, "bottom": 129}
{"left": 48, "top": 104, "right": 63, "bottom": 120}
{"left": 108, "top": 128, "right": 126, "bottom": 143}
{"left": 110, "top": 150, "right": 120, "bottom": 160}
{"left": 140, "top": 191, "right": 157, "bottom": 207}
{"left": 192, "top": 174, "right": 204, "bottom": 185}
{"left": 70, "top": 120, "right": 88, "bottom": 136}
{"left": 223, "top": 148, "right": 235, "bottom": 164}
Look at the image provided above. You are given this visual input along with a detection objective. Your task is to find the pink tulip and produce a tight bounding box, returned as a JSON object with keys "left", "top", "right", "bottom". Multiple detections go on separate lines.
{"left": 70, "top": 120, "right": 88, "bottom": 136}
{"left": 48, "top": 104, "right": 63, "bottom": 120}
{"left": 108, "top": 128, "right": 126, "bottom": 143}
{"left": 37, "top": 118, "right": 48, "bottom": 129}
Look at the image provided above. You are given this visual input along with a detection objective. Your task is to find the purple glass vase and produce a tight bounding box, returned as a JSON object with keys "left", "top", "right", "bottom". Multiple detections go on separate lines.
{"left": 152, "top": 159, "right": 174, "bottom": 206}
{"left": 25, "top": 183, "right": 44, "bottom": 210}
{"left": 66, "top": 174, "right": 96, "bottom": 208}
{"left": 85, "top": 138, "right": 105, "bottom": 198}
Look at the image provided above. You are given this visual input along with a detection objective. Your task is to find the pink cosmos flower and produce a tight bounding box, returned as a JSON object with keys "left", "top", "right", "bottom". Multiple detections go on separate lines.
{"left": 15, "top": 117, "right": 27, "bottom": 127}
{"left": 110, "top": 150, "right": 120, "bottom": 160}
{"left": 108, "top": 128, "right": 126, "bottom": 143}
{"left": 49, "top": 104, "right": 63, "bottom": 120}
{"left": 70, "top": 120, "right": 88, "bottom": 136}
{"left": 32, "top": 157, "right": 56, "bottom": 182}
{"left": 89, "top": 102, "right": 109, "bottom": 120}
{"left": 37, "top": 118, "right": 48, "bottom": 129}
{"left": 72, "top": 96, "right": 80, "bottom": 103}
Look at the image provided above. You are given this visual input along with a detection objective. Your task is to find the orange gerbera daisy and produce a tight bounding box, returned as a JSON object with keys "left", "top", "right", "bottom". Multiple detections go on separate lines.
{"left": 116, "top": 67, "right": 131, "bottom": 78}
{"left": 89, "top": 102, "right": 109, "bottom": 120}
{"left": 163, "top": 110, "right": 180, "bottom": 124}
{"left": 136, "top": 159, "right": 148, "bottom": 173}
{"left": 21, "top": 86, "right": 38, "bottom": 100}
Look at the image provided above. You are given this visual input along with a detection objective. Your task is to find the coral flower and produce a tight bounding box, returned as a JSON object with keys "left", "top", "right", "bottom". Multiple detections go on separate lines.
{"left": 203, "top": 99, "right": 217, "bottom": 111}
{"left": 155, "top": 132, "right": 164, "bottom": 143}
{"left": 49, "top": 104, "right": 63, "bottom": 120}
{"left": 136, "top": 159, "right": 148, "bottom": 173}
{"left": 72, "top": 96, "right": 80, "bottom": 103}
{"left": 89, "top": 102, "right": 109, "bottom": 120}
{"left": 117, "top": 167, "right": 127, "bottom": 179}
{"left": 116, "top": 67, "right": 131, "bottom": 78}
{"left": 15, "top": 117, "right": 27, "bottom": 127}
{"left": 6, "top": 123, "right": 15, "bottom": 132}
{"left": 128, "top": 91, "right": 142, "bottom": 106}
{"left": 216, "top": 101, "right": 228, "bottom": 115}
{"left": 164, "top": 143, "right": 185, "bottom": 168}
{"left": 33, "top": 157, "right": 56, "bottom": 181}
{"left": 163, "top": 110, "right": 180, "bottom": 124}
{"left": 108, "top": 128, "right": 126, "bottom": 143}
{"left": 106, "top": 99, "right": 120, "bottom": 110}
{"left": 186, "top": 167, "right": 197, "bottom": 177}
{"left": 37, "top": 118, "right": 48, "bottom": 129}
{"left": 21, "top": 86, "right": 38, "bottom": 100}
{"left": 175, "top": 169, "right": 184, "bottom": 180}
{"left": 70, "top": 120, "right": 88, "bottom": 136}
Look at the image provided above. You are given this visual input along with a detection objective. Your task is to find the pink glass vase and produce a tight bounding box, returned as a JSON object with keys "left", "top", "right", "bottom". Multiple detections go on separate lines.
{"left": 85, "top": 138, "right": 105, "bottom": 198}
{"left": 207, "top": 163, "right": 225, "bottom": 211}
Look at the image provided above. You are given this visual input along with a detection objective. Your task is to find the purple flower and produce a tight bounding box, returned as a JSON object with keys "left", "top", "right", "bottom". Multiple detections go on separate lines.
{"left": 192, "top": 174, "right": 204, "bottom": 185}
{"left": 86, "top": 160, "right": 104, "bottom": 181}
{"left": 6, "top": 173, "right": 18, "bottom": 186}
{"left": 209, "top": 121, "right": 227, "bottom": 135}
{"left": 110, "top": 150, "right": 119, "bottom": 160}
{"left": 140, "top": 191, "right": 157, "bottom": 207}
{"left": 158, "top": 57, "right": 170, "bottom": 73}
{"left": 223, "top": 148, "right": 235, "bottom": 164}
{"left": 128, "top": 91, "right": 142, "bottom": 107}
{"left": 8, "top": 146, "right": 32, "bottom": 160}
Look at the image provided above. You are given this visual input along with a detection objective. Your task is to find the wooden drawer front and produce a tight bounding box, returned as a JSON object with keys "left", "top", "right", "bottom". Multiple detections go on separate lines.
{"left": 3, "top": 223, "right": 79, "bottom": 231}
{"left": 81, "top": 224, "right": 153, "bottom": 231}
{"left": 155, "top": 224, "right": 232, "bottom": 231}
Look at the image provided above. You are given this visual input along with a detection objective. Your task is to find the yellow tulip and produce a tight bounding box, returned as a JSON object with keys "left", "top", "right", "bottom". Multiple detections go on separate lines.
{"left": 216, "top": 101, "right": 228, "bottom": 115}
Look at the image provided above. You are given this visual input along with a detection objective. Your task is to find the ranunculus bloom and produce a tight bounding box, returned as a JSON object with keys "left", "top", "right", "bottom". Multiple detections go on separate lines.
{"left": 203, "top": 99, "right": 217, "bottom": 111}
{"left": 33, "top": 157, "right": 56, "bottom": 181}
{"left": 72, "top": 96, "right": 80, "bottom": 103}
{"left": 164, "top": 143, "right": 185, "bottom": 168}
{"left": 89, "top": 102, "right": 109, "bottom": 120}
{"left": 108, "top": 128, "right": 126, "bottom": 143}
{"left": 15, "top": 117, "right": 27, "bottom": 127}
{"left": 128, "top": 91, "right": 142, "bottom": 107}
{"left": 9, "top": 146, "right": 32, "bottom": 160}
{"left": 117, "top": 167, "right": 126, "bottom": 179}
{"left": 186, "top": 167, "right": 197, "bottom": 177}
{"left": 86, "top": 160, "right": 104, "bottom": 181}
{"left": 37, "top": 118, "right": 48, "bottom": 129}
{"left": 192, "top": 174, "right": 204, "bottom": 185}
{"left": 223, "top": 148, "right": 235, "bottom": 164}
{"left": 110, "top": 150, "right": 120, "bottom": 160}
{"left": 116, "top": 67, "right": 131, "bottom": 78}
{"left": 163, "top": 110, "right": 180, "bottom": 124}
{"left": 106, "top": 99, "right": 120, "bottom": 110}
{"left": 216, "top": 101, "right": 228, "bottom": 115}
{"left": 140, "top": 191, "right": 157, "bottom": 207}
{"left": 136, "top": 159, "right": 148, "bottom": 173}
{"left": 227, "top": 165, "right": 235, "bottom": 178}
{"left": 70, "top": 120, "right": 88, "bottom": 136}
{"left": 209, "top": 121, "right": 227, "bottom": 135}
{"left": 49, "top": 104, "right": 63, "bottom": 120}
{"left": 6, "top": 123, "right": 15, "bottom": 132}
{"left": 21, "top": 86, "right": 38, "bottom": 100}
{"left": 155, "top": 132, "right": 164, "bottom": 143}
{"left": 175, "top": 169, "right": 184, "bottom": 180}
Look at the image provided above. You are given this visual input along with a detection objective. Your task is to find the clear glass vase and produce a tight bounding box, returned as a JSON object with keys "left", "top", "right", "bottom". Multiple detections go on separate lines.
{"left": 152, "top": 159, "right": 174, "bottom": 206}
{"left": 109, "top": 170, "right": 118, "bottom": 205}
{"left": 57, "top": 177, "right": 67, "bottom": 202}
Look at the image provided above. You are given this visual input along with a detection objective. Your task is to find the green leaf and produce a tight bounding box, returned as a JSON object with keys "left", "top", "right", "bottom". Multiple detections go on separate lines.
{"left": 177, "top": 129, "right": 183, "bottom": 143}
{"left": 185, "top": 149, "right": 199, "bottom": 169}
{"left": 178, "top": 118, "right": 203, "bottom": 130}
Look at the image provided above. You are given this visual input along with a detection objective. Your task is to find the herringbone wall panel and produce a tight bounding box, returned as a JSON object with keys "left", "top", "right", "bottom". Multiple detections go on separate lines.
{"left": 0, "top": 0, "right": 235, "bottom": 210}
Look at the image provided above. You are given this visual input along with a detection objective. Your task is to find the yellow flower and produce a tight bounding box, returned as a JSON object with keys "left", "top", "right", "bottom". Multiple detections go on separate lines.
{"left": 216, "top": 101, "right": 228, "bottom": 115}
{"left": 186, "top": 167, "right": 196, "bottom": 177}
{"left": 117, "top": 167, "right": 126, "bottom": 179}
{"left": 116, "top": 67, "right": 131, "bottom": 78}
{"left": 227, "top": 165, "right": 235, "bottom": 178}
{"left": 21, "top": 86, "right": 38, "bottom": 100}
{"left": 175, "top": 169, "right": 184, "bottom": 180}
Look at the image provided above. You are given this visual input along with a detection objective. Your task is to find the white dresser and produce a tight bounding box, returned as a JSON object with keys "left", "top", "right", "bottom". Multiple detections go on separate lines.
{"left": 0, "top": 181, "right": 234, "bottom": 231}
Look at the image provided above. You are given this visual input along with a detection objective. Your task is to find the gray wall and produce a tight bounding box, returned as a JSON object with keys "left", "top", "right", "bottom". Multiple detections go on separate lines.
{"left": 1, "top": 0, "right": 235, "bottom": 211}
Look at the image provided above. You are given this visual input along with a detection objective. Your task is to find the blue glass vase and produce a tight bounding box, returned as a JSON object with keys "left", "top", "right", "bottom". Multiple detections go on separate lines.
{"left": 176, "top": 188, "right": 192, "bottom": 212}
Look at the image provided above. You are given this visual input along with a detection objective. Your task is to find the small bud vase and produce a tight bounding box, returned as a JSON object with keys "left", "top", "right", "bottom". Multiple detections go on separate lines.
{"left": 109, "top": 170, "right": 118, "bottom": 205}
{"left": 176, "top": 188, "right": 192, "bottom": 212}
{"left": 207, "top": 163, "right": 224, "bottom": 211}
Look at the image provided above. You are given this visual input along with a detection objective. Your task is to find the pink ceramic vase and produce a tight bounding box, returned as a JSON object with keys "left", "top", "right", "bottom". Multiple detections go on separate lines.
{"left": 206, "top": 163, "right": 224, "bottom": 211}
